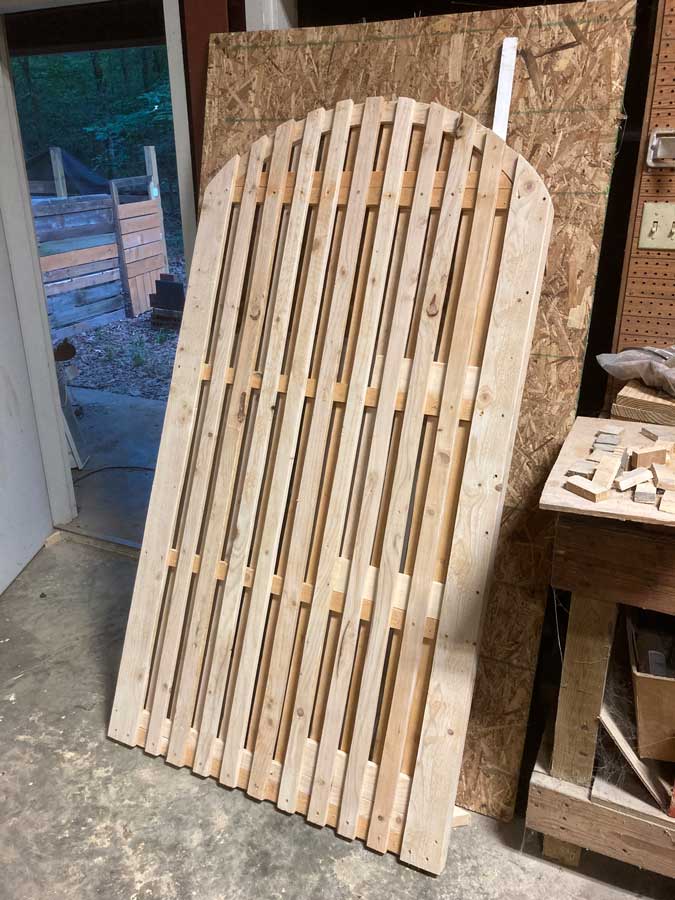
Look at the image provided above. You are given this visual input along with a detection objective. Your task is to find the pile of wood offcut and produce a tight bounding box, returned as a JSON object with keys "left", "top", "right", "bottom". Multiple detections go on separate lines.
{"left": 564, "top": 424, "right": 675, "bottom": 513}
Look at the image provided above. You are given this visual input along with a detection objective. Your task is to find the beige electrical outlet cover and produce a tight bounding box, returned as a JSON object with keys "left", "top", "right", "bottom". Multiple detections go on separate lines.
{"left": 639, "top": 201, "right": 675, "bottom": 250}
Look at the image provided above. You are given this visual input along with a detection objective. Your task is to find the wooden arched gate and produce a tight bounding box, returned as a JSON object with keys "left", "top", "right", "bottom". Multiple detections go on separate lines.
{"left": 109, "top": 97, "right": 552, "bottom": 874}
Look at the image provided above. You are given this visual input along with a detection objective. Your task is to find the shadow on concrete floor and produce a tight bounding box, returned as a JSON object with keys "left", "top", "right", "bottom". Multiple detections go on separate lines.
{"left": 1, "top": 534, "right": 674, "bottom": 899}
{"left": 61, "top": 387, "right": 166, "bottom": 547}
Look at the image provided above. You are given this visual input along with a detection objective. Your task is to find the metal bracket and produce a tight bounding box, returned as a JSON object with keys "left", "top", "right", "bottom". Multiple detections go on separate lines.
{"left": 647, "top": 128, "right": 675, "bottom": 167}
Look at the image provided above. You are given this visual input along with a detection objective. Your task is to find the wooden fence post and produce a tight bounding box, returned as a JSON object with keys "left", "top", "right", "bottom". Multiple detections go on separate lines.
{"left": 144, "top": 145, "right": 160, "bottom": 201}
{"left": 49, "top": 146, "right": 67, "bottom": 197}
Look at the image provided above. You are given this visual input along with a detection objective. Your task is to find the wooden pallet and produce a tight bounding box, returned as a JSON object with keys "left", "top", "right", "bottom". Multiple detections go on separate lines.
{"left": 109, "top": 98, "right": 552, "bottom": 874}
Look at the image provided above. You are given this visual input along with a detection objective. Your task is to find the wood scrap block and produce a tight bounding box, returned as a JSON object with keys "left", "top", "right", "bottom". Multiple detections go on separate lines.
{"left": 593, "top": 441, "right": 619, "bottom": 453}
{"left": 614, "top": 467, "right": 652, "bottom": 492}
{"left": 659, "top": 491, "right": 675, "bottom": 515}
{"left": 588, "top": 448, "right": 616, "bottom": 461}
{"left": 564, "top": 475, "right": 611, "bottom": 503}
{"left": 596, "top": 423, "right": 624, "bottom": 437}
{"left": 651, "top": 464, "right": 675, "bottom": 492}
{"left": 631, "top": 443, "right": 670, "bottom": 469}
{"left": 595, "top": 431, "right": 621, "bottom": 446}
{"left": 641, "top": 426, "right": 661, "bottom": 442}
{"left": 591, "top": 453, "right": 623, "bottom": 490}
{"left": 634, "top": 481, "right": 657, "bottom": 505}
{"left": 566, "top": 459, "right": 597, "bottom": 478}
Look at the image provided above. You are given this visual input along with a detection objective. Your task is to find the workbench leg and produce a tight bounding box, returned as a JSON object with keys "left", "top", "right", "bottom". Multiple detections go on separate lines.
{"left": 542, "top": 591, "right": 617, "bottom": 867}
{"left": 542, "top": 835, "right": 582, "bottom": 867}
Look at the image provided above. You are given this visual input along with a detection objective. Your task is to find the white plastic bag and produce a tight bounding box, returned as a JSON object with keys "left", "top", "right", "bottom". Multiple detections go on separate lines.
{"left": 597, "top": 346, "right": 675, "bottom": 398}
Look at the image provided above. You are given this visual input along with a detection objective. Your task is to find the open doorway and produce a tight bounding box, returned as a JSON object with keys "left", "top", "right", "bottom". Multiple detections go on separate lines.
{"left": 7, "top": 15, "right": 188, "bottom": 547}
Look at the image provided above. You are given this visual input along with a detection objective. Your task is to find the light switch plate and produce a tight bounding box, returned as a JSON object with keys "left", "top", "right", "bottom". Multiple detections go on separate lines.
{"left": 638, "top": 201, "right": 675, "bottom": 250}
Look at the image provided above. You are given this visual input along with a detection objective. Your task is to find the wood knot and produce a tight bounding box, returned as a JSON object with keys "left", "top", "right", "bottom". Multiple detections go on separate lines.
{"left": 427, "top": 294, "right": 439, "bottom": 317}
{"left": 477, "top": 386, "right": 494, "bottom": 407}
{"left": 237, "top": 392, "right": 247, "bottom": 422}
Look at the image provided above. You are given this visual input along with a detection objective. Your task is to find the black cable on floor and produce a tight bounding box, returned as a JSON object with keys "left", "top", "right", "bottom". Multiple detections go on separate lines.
{"left": 73, "top": 465, "right": 156, "bottom": 484}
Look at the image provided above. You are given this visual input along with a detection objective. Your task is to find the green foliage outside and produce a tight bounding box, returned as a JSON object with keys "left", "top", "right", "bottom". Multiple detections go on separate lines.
{"left": 10, "top": 45, "right": 183, "bottom": 264}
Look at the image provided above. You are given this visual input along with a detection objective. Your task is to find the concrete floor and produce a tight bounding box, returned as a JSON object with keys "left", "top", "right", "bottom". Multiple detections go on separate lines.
{"left": 63, "top": 388, "right": 165, "bottom": 547}
{"left": 1, "top": 534, "right": 673, "bottom": 899}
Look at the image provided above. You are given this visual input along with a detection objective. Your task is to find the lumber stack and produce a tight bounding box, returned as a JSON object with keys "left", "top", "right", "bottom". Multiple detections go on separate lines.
{"left": 110, "top": 173, "right": 169, "bottom": 317}
{"left": 109, "top": 98, "right": 552, "bottom": 874}
{"left": 34, "top": 194, "right": 124, "bottom": 338}
{"left": 612, "top": 380, "right": 675, "bottom": 426}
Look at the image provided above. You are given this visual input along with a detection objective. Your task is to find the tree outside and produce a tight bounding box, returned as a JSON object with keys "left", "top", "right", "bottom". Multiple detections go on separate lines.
{"left": 11, "top": 44, "right": 184, "bottom": 270}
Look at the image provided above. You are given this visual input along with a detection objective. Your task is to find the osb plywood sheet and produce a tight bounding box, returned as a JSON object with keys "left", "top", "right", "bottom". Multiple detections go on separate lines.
{"left": 200, "top": 1, "right": 636, "bottom": 820}
{"left": 615, "top": 0, "right": 675, "bottom": 351}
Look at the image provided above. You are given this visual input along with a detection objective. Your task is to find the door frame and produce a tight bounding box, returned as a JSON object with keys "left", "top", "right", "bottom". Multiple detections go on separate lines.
{"left": 0, "top": 0, "right": 197, "bottom": 528}
{"left": 0, "top": 18, "right": 75, "bottom": 525}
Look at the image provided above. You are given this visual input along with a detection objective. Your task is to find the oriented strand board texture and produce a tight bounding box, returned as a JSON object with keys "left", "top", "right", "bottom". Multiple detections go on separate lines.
{"left": 200, "top": 2, "right": 635, "bottom": 820}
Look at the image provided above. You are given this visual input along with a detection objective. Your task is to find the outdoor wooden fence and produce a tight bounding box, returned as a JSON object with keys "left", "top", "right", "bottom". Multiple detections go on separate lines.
{"left": 30, "top": 146, "right": 169, "bottom": 337}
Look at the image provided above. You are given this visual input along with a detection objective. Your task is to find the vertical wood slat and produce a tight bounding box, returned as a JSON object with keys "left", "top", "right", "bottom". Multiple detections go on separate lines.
{"left": 367, "top": 132, "right": 506, "bottom": 853}
{"left": 338, "top": 116, "right": 478, "bottom": 840}
{"left": 219, "top": 100, "right": 355, "bottom": 787}
{"left": 169, "top": 119, "right": 306, "bottom": 770}
{"left": 201, "top": 105, "right": 323, "bottom": 765}
{"left": 145, "top": 136, "right": 269, "bottom": 758}
{"left": 188, "top": 119, "right": 297, "bottom": 776}
{"left": 108, "top": 157, "right": 239, "bottom": 746}
{"left": 301, "top": 102, "right": 447, "bottom": 825}
{"left": 246, "top": 97, "right": 386, "bottom": 799}
{"left": 400, "top": 157, "right": 553, "bottom": 874}
{"left": 110, "top": 99, "right": 552, "bottom": 875}
{"left": 276, "top": 97, "right": 418, "bottom": 813}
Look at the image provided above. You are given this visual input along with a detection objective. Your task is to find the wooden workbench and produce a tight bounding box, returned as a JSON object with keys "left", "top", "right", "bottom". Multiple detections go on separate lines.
{"left": 526, "top": 416, "right": 675, "bottom": 879}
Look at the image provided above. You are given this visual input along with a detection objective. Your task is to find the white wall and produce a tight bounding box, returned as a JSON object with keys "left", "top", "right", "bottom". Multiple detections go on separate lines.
{"left": 0, "top": 19, "right": 75, "bottom": 528}
{"left": 0, "top": 16, "right": 77, "bottom": 591}
{"left": 0, "top": 210, "right": 53, "bottom": 592}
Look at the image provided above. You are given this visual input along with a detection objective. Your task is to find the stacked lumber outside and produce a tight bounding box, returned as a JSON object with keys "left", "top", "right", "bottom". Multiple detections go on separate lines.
{"left": 34, "top": 194, "right": 124, "bottom": 338}
{"left": 109, "top": 98, "right": 552, "bottom": 874}
{"left": 111, "top": 149, "right": 169, "bottom": 316}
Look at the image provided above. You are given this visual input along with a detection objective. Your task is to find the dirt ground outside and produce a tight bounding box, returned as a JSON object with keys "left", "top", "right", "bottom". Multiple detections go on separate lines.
{"left": 66, "top": 313, "right": 178, "bottom": 402}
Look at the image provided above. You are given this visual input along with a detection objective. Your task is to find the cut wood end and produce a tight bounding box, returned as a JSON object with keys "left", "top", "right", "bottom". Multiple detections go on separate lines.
{"left": 596, "top": 423, "right": 624, "bottom": 437}
{"left": 565, "top": 459, "right": 597, "bottom": 479}
{"left": 564, "top": 475, "right": 610, "bottom": 503}
{"left": 633, "top": 481, "right": 657, "bottom": 505}
{"left": 640, "top": 426, "right": 660, "bottom": 442}
{"left": 614, "top": 467, "right": 652, "bottom": 492}
{"left": 651, "top": 463, "right": 675, "bottom": 491}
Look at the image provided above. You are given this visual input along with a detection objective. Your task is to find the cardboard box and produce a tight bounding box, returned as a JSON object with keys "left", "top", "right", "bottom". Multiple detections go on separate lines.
{"left": 628, "top": 616, "right": 675, "bottom": 762}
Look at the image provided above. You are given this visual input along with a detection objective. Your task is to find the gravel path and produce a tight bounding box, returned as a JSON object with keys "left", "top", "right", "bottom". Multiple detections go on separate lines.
{"left": 66, "top": 311, "right": 178, "bottom": 401}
